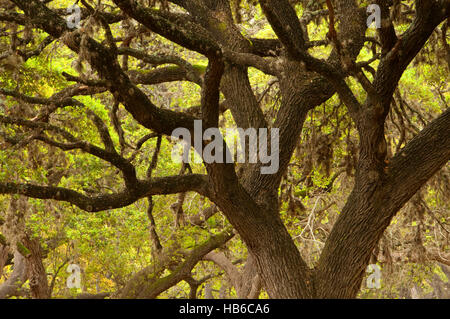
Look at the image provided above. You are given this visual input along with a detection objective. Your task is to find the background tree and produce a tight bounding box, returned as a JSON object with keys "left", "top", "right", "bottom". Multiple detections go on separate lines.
{"left": 0, "top": 0, "right": 449, "bottom": 298}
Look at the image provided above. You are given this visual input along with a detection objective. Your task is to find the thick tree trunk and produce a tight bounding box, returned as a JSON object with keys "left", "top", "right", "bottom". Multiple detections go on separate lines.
{"left": 249, "top": 214, "right": 314, "bottom": 298}
{"left": 0, "top": 250, "right": 27, "bottom": 299}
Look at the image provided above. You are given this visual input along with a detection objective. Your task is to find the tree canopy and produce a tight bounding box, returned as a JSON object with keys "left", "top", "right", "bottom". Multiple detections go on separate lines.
{"left": 0, "top": 0, "right": 449, "bottom": 299}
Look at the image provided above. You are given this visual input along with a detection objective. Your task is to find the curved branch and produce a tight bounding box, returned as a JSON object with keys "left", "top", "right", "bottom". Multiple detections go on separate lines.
{"left": 10, "top": 0, "right": 200, "bottom": 137}
{"left": 387, "top": 107, "right": 450, "bottom": 205}
{"left": 203, "top": 251, "right": 242, "bottom": 292}
{"left": 316, "top": 107, "right": 450, "bottom": 298}
{"left": 0, "top": 174, "right": 211, "bottom": 212}
{"left": 112, "top": 0, "right": 219, "bottom": 56}
{"left": 128, "top": 66, "right": 203, "bottom": 86}
{"left": 258, "top": 0, "right": 306, "bottom": 54}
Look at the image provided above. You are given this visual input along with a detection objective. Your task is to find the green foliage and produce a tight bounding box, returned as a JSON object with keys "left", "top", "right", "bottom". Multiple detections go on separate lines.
{"left": 0, "top": 0, "right": 448, "bottom": 299}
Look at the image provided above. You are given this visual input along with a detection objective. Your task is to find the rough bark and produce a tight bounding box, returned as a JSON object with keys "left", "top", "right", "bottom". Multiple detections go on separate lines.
{"left": 2, "top": 0, "right": 449, "bottom": 299}
{"left": 0, "top": 250, "right": 28, "bottom": 299}
{"left": 23, "top": 237, "right": 50, "bottom": 299}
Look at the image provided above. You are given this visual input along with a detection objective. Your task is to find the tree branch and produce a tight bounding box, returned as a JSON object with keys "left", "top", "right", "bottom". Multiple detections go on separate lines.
{"left": 0, "top": 174, "right": 211, "bottom": 212}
